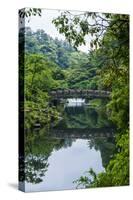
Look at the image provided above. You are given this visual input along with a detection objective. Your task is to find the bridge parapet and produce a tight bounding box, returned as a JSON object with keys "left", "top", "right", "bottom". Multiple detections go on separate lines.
{"left": 49, "top": 89, "right": 111, "bottom": 99}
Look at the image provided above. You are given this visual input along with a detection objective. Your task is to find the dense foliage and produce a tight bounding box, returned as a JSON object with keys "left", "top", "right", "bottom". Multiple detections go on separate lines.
{"left": 19, "top": 10, "right": 129, "bottom": 187}
{"left": 19, "top": 27, "right": 88, "bottom": 68}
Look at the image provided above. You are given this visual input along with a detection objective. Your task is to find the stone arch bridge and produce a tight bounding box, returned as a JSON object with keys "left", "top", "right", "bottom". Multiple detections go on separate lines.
{"left": 49, "top": 89, "right": 111, "bottom": 99}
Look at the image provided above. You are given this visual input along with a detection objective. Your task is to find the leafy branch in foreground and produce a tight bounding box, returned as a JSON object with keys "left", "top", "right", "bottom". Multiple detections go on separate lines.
{"left": 19, "top": 8, "right": 42, "bottom": 18}
{"left": 52, "top": 12, "right": 128, "bottom": 50}
{"left": 19, "top": 8, "right": 42, "bottom": 23}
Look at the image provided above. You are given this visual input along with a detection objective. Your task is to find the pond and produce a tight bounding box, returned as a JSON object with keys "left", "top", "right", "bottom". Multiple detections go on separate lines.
{"left": 20, "top": 98, "right": 115, "bottom": 192}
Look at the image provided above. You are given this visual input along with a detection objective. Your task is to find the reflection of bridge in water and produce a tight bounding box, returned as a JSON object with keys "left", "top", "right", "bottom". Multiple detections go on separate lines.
{"left": 49, "top": 89, "right": 111, "bottom": 99}
{"left": 47, "top": 128, "right": 115, "bottom": 139}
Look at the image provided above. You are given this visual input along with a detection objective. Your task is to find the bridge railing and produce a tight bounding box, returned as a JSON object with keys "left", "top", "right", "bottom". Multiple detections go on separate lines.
{"left": 49, "top": 89, "right": 111, "bottom": 98}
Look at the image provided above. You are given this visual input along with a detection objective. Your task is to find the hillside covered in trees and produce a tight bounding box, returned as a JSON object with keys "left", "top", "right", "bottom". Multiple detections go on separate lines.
{"left": 19, "top": 27, "right": 88, "bottom": 68}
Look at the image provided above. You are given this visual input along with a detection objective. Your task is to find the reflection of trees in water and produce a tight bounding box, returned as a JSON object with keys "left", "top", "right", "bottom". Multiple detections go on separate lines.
{"left": 57, "top": 105, "right": 113, "bottom": 129}
{"left": 19, "top": 154, "right": 49, "bottom": 184}
{"left": 19, "top": 128, "right": 75, "bottom": 184}
{"left": 54, "top": 138, "right": 75, "bottom": 150}
{"left": 88, "top": 137, "right": 115, "bottom": 168}
{"left": 19, "top": 102, "right": 115, "bottom": 185}
{"left": 54, "top": 101, "right": 115, "bottom": 168}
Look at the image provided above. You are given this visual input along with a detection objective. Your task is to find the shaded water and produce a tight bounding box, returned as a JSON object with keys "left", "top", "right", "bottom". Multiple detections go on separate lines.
{"left": 21, "top": 98, "right": 115, "bottom": 192}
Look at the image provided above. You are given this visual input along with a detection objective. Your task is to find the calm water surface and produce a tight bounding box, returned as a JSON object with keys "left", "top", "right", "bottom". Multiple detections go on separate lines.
{"left": 22, "top": 98, "right": 115, "bottom": 192}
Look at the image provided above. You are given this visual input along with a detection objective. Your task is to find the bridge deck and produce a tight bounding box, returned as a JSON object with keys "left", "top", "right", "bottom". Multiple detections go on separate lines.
{"left": 49, "top": 89, "right": 111, "bottom": 99}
